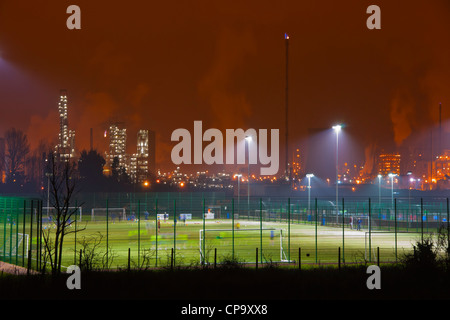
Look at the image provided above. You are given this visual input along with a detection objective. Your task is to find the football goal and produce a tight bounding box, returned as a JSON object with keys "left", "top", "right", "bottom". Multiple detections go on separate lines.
{"left": 199, "top": 227, "right": 290, "bottom": 264}
{"left": 91, "top": 207, "right": 126, "bottom": 222}
{"left": 349, "top": 215, "right": 377, "bottom": 231}
{"left": 42, "top": 206, "right": 83, "bottom": 222}
{"left": 0, "top": 233, "right": 29, "bottom": 259}
{"left": 364, "top": 231, "right": 398, "bottom": 262}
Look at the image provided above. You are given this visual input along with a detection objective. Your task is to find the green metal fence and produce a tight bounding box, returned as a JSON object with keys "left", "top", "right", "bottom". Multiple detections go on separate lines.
{"left": 2, "top": 193, "right": 449, "bottom": 272}
{"left": 0, "top": 196, "right": 43, "bottom": 271}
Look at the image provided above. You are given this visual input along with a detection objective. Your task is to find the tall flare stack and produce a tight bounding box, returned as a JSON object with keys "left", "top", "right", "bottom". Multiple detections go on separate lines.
{"left": 285, "top": 33, "right": 290, "bottom": 181}
{"left": 439, "top": 102, "right": 442, "bottom": 156}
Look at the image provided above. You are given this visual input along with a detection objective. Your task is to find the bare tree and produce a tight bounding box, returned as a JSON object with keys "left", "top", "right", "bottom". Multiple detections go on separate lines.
{"left": 5, "top": 127, "right": 30, "bottom": 184}
{"left": 42, "top": 152, "right": 85, "bottom": 275}
{"left": 27, "top": 139, "right": 51, "bottom": 190}
{"left": 77, "top": 232, "right": 116, "bottom": 271}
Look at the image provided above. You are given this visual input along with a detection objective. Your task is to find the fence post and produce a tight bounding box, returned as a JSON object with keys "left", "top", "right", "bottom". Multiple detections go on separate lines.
{"left": 288, "top": 198, "right": 291, "bottom": 262}
{"left": 74, "top": 200, "right": 78, "bottom": 266}
{"left": 138, "top": 199, "right": 141, "bottom": 267}
{"left": 155, "top": 198, "right": 158, "bottom": 268}
{"left": 232, "top": 198, "right": 234, "bottom": 261}
{"left": 394, "top": 198, "right": 397, "bottom": 262}
{"left": 256, "top": 247, "right": 258, "bottom": 270}
{"left": 128, "top": 248, "right": 131, "bottom": 272}
{"left": 377, "top": 247, "right": 380, "bottom": 267}
{"left": 447, "top": 198, "right": 449, "bottom": 261}
{"left": 22, "top": 200, "right": 26, "bottom": 268}
{"left": 29, "top": 200, "right": 33, "bottom": 271}
{"left": 27, "top": 250, "right": 31, "bottom": 275}
{"left": 214, "top": 248, "right": 217, "bottom": 269}
{"left": 342, "top": 197, "right": 345, "bottom": 264}
{"left": 298, "top": 247, "right": 301, "bottom": 270}
{"left": 106, "top": 198, "right": 109, "bottom": 269}
{"left": 315, "top": 198, "right": 318, "bottom": 264}
{"left": 37, "top": 200, "right": 41, "bottom": 272}
{"left": 368, "top": 198, "right": 371, "bottom": 263}
{"left": 173, "top": 200, "right": 176, "bottom": 267}
{"left": 260, "top": 198, "right": 263, "bottom": 265}
{"left": 421, "top": 198, "right": 424, "bottom": 243}
{"left": 338, "top": 247, "right": 341, "bottom": 270}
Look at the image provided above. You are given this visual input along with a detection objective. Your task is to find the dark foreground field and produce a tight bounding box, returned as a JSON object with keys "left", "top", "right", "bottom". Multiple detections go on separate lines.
{"left": 1, "top": 263, "right": 449, "bottom": 301}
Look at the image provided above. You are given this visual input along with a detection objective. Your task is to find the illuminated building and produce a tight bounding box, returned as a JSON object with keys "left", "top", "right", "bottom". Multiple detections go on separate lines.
{"left": 127, "top": 129, "right": 156, "bottom": 184}
{"left": 291, "top": 148, "right": 302, "bottom": 189}
{"left": 435, "top": 151, "right": 450, "bottom": 182}
{"left": 378, "top": 153, "right": 401, "bottom": 176}
{"left": 292, "top": 148, "right": 301, "bottom": 179}
{"left": 55, "top": 90, "right": 76, "bottom": 160}
{"left": 130, "top": 129, "right": 149, "bottom": 183}
{"left": 148, "top": 130, "right": 156, "bottom": 180}
{"left": 106, "top": 123, "right": 127, "bottom": 173}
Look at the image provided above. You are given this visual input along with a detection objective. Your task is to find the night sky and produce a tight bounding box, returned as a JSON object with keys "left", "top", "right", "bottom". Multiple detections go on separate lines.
{"left": 1, "top": 0, "right": 449, "bottom": 175}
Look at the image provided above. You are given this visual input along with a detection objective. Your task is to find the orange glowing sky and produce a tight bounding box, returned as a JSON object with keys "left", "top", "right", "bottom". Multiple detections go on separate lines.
{"left": 0, "top": 0, "right": 450, "bottom": 173}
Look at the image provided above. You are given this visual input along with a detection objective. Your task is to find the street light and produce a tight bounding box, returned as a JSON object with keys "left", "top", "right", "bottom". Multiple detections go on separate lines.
{"left": 245, "top": 136, "right": 252, "bottom": 218}
{"left": 332, "top": 125, "right": 342, "bottom": 221}
{"left": 388, "top": 173, "right": 397, "bottom": 210}
{"left": 235, "top": 174, "right": 242, "bottom": 215}
{"left": 407, "top": 171, "right": 412, "bottom": 213}
{"left": 306, "top": 174, "right": 314, "bottom": 215}
{"left": 377, "top": 174, "right": 382, "bottom": 208}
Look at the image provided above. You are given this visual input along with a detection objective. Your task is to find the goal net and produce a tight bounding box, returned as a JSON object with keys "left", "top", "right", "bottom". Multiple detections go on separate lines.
{"left": 42, "top": 206, "right": 83, "bottom": 222}
{"left": 199, "top": 228, "right": 290, "bottom": 264}
{"left": 91, "top": 208, "right": 126, "bottom": 222}
{"left": 364, "top": 231, "right": 399, "bottom": 262}
{"left": 0, "top": 233, "right": 29, "bottom": 259}
{"left": 349, "top": 216, "right": 377, "bottom": 231}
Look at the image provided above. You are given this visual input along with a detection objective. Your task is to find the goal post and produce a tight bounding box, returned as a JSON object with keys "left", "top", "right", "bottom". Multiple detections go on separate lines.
{"left": 0, "top": 233, "right": 29, "bottom": 259}
{"left": 42, "top": 206, "right": 83, "bottom": 222}
{"left": 199, "top": 228, "right": 290, "bottom": 265}
{"left": 364, "top": 231, "right": 403, "bottom": 262}
{"left": 349, "top": 215, "right": 377, "bottom": 231}
{"left": 91, "top": 207, "right": 126, "bottom": 222}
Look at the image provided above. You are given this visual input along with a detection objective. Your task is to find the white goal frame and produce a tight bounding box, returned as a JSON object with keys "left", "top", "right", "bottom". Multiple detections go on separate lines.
{"left": 1, "top": 233, "right": 29, "bottom": 257}
{"left": 364, "top": 231, "right": 397, "bottom": 262}
{"left": 349, "top": 216, "right": 376, "bottom": 231}
{"left": 42, "top": 206, "right": 83, "bottom": 222}
{"left": 91, "top": 207, "right": 126, "bottom": 221}
{"left": 199, "top": 228, "right": 290, "bottom": 264}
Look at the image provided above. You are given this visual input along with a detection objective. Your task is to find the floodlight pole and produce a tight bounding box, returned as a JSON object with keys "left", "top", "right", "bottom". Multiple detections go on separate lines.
{"left": 332, "top": 125, "right": 341, "bottom": 224}
{"left": 307, "top": 174, "right": 314, "bottom": 216}
{"left": 407, "top": 171, "right": 412, "bottom": 214}
{"left": 336, "top": 129, "right": 339, "bottom": 223}
{"left": 235, "top": 174, "right": 242, "bottom": 216}
{"left": 378, "top": 175, "right": 382, "bottom": 209}
{"left": 389, "top": 173, "right": 396, "bottom": 210}
{"left": 246, "top": 136, "right": 252, "bottom": 219}
{"left": 285, "top": 33, "right": 289, "bottom": 180}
